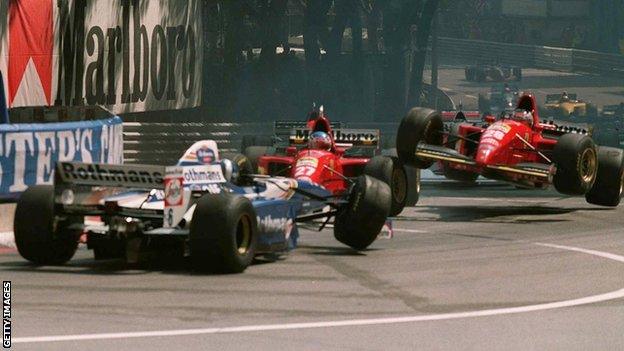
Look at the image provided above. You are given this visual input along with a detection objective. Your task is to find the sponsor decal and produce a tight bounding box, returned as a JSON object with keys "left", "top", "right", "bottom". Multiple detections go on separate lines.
{"left": 196, "top": 147, "right": 215, "bottom": 164}
{"left": 290, "top": 128, "right": 379, "bottom": 146}
{"left": 294, "top": 157, "right": 318, "bottom": 179}
{"left": 257, "top": 215, "right": 293, "bottom": 239}
{"left": 0, "top": 118, "right": 123, "bottom": 197}
{"left": 182, "top": 165, "right": 225, "bottom": 184}
{"left": 59, "top": 162, "right": 164, "bottom": 187}
{"left": 164, "top": 177, "right": 183, "bottom": 206}
{"left": 2, "top": 0, "right": 201, "bottom": 113}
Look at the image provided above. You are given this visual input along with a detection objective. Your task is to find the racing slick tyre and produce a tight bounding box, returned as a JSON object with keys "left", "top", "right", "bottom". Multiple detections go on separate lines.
{"left": 241, "top": 135, "right": 273, "bottom": 151}
{"left": 397, "top": 108, "right": 444, "bottom": 169}
{"left": 585, "top": 147, "right": 624, "bottom": 207}
{"left": 592, "top": 127, "right": 620, "bottom": 148}
{"left": 334, "top": 175, "right": 391, "bottom": 250}
{"left": 190, "top": 193, "right": 258, "bottom": 273}
{"left": 13, "top": 185, "right": 80, "bottom": 265}
{"left": 552, "top": 134, "right": 598, "bottom": 195}
{"left": 244, "top": 146, "right": 273, "bottom": 173}
{"left": 475, "top": 70, "right": 487, "bottom": 82}
{"left": 221, "top": 152, "right": 255, "bottom": 185}
{"left": 464, "top": 68, "right": 475, "bottom": 81}
{"left": 364, "top": 156, "right": 408, "bottom": 216}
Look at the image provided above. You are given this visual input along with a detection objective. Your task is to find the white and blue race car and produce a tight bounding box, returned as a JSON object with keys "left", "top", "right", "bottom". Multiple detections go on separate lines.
{"left": 13, "top": 140, "right": 392, "bottom": 273}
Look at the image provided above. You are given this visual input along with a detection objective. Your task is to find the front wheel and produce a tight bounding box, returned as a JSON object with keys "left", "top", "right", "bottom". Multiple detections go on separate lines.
{"left": 190, "top": 194, "right": 258, "bottom": 273}
{"left": 585, "top": 147, "right": 624, "bottom": 207}
{"left": 552, "top": 134, "right": 598, "bottom": 195}
{"left": 13, "top": 185, "right": 79, "bottom": 265}
{"left": 396, "top": 108, "right": 444, "bottom": 168}
{"left": 364, "top": 156, "right": 408, "bottom": 216}
{"left": 334, "top": 175, "right": 391, "bottom": 250}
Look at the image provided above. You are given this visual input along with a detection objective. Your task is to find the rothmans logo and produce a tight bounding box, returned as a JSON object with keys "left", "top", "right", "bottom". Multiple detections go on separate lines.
{"left": 257, "top": 215, "right": 293, "bottom": 239}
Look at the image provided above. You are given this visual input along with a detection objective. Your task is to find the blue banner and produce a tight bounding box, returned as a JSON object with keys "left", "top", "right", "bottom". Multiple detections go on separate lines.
{"left": 0, "top": 117, "right": 123, "bottom": 200}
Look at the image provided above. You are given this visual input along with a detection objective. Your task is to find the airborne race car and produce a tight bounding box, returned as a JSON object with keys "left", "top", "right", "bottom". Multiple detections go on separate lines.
{"left": 13, "top": 141, "right": 392, "bottom": 273}
{"left": 396, "top": 93, "right": 624, "bottom": 206}
{"left": 245, "top": 112, "right": 414, "bottom": 216}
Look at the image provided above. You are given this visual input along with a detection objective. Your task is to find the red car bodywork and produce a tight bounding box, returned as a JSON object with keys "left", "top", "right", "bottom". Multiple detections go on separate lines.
{"left": 423, "top": 94, "right": 580, "bottom": 188}
{"left": 258, "top": 116, "right": 374, "bottom": 195}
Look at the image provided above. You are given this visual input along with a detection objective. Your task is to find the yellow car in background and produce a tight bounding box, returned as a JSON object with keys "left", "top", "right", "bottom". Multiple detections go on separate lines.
{"left": 543, "top": 92, "right": 598, "bottom": 119}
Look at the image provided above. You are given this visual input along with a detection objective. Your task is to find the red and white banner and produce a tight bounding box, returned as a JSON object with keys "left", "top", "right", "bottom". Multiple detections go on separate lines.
{"left": 0, "top": 0, "right": 202, "bottom": 114}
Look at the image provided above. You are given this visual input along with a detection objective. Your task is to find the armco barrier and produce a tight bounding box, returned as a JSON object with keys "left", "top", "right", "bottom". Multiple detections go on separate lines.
{"left": 123, "top": 121, "right": 401, "bottom": 165}
{"left": 437, "top": 37, "right": 624, "bottom": 77}
{"left": 0, "top": 117, "right": 123, "bottom": 200}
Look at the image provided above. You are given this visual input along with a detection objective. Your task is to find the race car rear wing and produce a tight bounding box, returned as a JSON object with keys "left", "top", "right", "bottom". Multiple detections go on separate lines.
{"left": 56, "top": 162, "right": 166, "bottom": 189}
{"left": 440, "top": 111, "right": 482, "bottom": 122}
{"left": 289, "top": 128, "right": 380, "bottom": 149}
{"left": 273, "top": 120, "right": 342, "bottom": 146}
{"left": 54, "top": 161, "right": 227, "bottom": 227}
{"left": 545, "top": 93, "right": 577, "bottom": 103}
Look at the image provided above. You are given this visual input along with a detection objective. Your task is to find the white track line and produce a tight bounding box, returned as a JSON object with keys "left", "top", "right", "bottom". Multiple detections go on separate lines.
{"left": 393, "top": 228, "right": 427, "bottom": 234}
{"left": 13, "top": 241, "right": 624, "bottom": 344}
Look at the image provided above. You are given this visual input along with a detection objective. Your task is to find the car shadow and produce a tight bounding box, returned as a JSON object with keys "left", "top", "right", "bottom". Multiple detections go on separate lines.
{"left": 0, "top": 254, "right": 265, "bottom": 276}
{"left": 399, "top": 205, "right": 610, "bottom": 224}
{"left": 296, "top": 244, "right": 374, "bottom": 256}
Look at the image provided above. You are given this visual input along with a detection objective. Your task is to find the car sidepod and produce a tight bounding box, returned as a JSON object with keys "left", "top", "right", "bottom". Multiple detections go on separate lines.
{"left": 252, "top": 199, "right": 300, "bottom": 252}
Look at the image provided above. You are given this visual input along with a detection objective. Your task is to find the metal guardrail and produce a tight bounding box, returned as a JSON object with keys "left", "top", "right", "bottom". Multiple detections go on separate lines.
{"left": 437, "top": 37, "right": 624, "bottom": 77}
{"left": 125, "top": 38, "right": 624, "bottom": 164}
{"left": 123, "top": 121, "right": 401, "bottom": 165}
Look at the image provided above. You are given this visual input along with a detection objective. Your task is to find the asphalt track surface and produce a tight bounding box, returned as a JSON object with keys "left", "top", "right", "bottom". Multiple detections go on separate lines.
{"left": 2, "top": 68, "right": 624, "bottom": 350}
{"left": 424, "top": 66, "right": 624, "bottom": 110}
{"left": 1, "top": 183, "right": 623, "bottom": 350}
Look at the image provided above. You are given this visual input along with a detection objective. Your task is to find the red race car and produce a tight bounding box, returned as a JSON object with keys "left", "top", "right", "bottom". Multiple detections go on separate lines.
{"left": 396, "top": 93, "right": 624, "bottom": 207}
{"left": 250, "top": 109, "right": 416, "bottom": 216}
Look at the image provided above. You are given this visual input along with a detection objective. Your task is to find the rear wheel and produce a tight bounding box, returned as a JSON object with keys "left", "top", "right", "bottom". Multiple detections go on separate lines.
{"left": 396, "top": 108, "right": 444, "bottom": 168}
{"left": 552, "top": 134, "right": 598, "bottom": 195}
{"left": 465, "top": 68, "right": 475, "bottom": 81}
{"left": 585, "top": 147, "right": 624, "bottom": 207}
{"left": 221, "top": 152, "right": 255, "bottom": 184}
{"left": 364, "top": 156, "right": 408, "bottom": 216}
{"left": 244, "top": 146, "right": 273, "bottom": 173}
{"left": 14, "top": 185, "right": 79, "bottom": 265}
{"left": 334, "top": 175, "right": 391, "bottom": 250}
{"left": 190, "top": 194, "right": 258, "bottom": 273}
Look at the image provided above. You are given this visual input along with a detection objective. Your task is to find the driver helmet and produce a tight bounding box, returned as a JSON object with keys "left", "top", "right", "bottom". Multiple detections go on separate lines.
{"left": 512, "top": 109, "right": 533, "bottom": 125}
{"left": 308, "top": 131, "right": 332, "bottom": 151}
{"left": 561, "top": 91, "right": 570, "bottom": 102}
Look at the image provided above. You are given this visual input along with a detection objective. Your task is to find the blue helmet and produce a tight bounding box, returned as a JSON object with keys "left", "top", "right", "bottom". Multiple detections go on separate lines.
{"left": 308, "top": 131, "right": 332, "bottom": 150}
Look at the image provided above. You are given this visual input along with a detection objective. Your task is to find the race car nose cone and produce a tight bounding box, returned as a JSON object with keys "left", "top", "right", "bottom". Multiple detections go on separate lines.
{"left": 475, "top": 146, "right": 494, "bottom": 165}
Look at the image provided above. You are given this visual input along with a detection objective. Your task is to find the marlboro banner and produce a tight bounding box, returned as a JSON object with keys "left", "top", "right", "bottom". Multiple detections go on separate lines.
{"left": 0, "top": 0, "right": 202, "bottom": 114}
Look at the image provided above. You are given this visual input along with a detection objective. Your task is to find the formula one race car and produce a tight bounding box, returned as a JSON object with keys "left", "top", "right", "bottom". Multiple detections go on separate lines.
{"left": 478, "top": 84, "right": 521, "bottom": 116}
{"left": 396, "top": 93, "right": 624, "bottom": 206}
{"left": 13, "top": 141, "right": 392, "bottom": 273}
{"left": 465, "top": 64, "right": 522, "bottom": 82}
{"left": 243, "top": 109, "right": 417, "bottom": 216}
{"left": 543, "top": 92, "right": 598, "bottom": 119}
